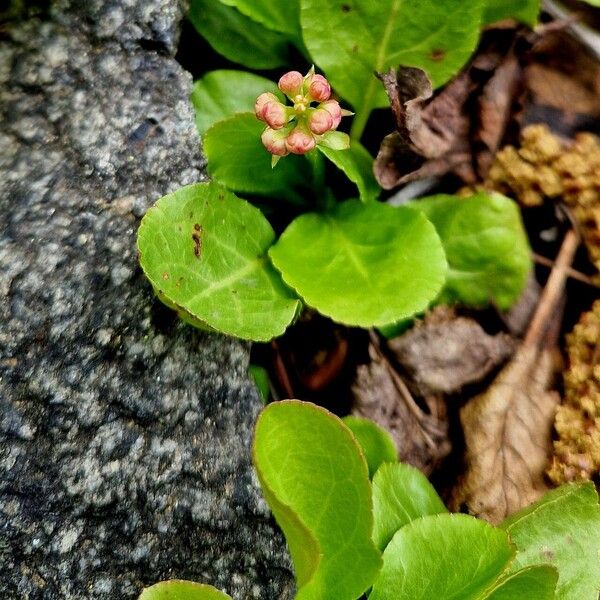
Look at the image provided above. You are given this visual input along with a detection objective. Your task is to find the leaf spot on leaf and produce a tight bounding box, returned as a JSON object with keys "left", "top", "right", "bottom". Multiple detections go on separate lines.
{"left": 430, "top": 48, "right": 446, "bottom": 62}
{"left": 341, "top": 3, "right": 351, "bottom": 12}
{"left": 162, "top": 272, "right": 169, "bottom": 281}
{"left": 192, "top": 225, "right": 203, "bottom": 259}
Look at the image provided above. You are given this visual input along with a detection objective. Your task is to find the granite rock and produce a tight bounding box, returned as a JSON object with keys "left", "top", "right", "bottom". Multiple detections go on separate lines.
{"left": 0, "top": 2, "right": 293, "bottom": 598}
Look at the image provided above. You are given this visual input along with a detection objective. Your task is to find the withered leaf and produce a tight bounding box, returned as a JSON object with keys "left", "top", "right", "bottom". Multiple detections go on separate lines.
{"left": 351, "top": 343, "right": 450, "bottom": 475}
{"left": 450, "top": 344, "right": 560, "bottom": 524}
{"left": 389, "top": 311, "right": 516, "bottom": 397}
{"left": 374, "top": 27, "right": 528, "bottom": 189}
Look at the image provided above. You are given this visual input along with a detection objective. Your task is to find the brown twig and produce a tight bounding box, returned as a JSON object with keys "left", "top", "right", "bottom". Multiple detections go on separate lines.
{"left": 270, "top": 340, "right": 295, "bottom": 399}
{"left": 524, "top": 230, "right": 580, "bottom": 347}
{"left": 532, "top": 252, "right": 598, "bottom": 287}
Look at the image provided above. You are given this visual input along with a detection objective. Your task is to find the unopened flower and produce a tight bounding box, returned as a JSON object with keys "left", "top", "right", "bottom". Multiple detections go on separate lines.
{"left": 256, "top": 67, "right": 353, "bottom": 166}
{"left": 308, "top": 108, "right": 334, "bottom": 135}
{"left": 319, "top": 100, "right": 342, "bottom": 130}
{"left": 286, "top": 126, "right": 316, "bottom": 154}
{"left": 306, "top": 73, "right": 331, "bottom": 102}
{"left": 261, "top": 101, "right": 289, "bottom": 129}
{"left": 255, "top": 92, "right": 279, "bottom": 120}
{"left": 278, "top": 71, "right": 304, "bottom": 97}
{"left": 261, "top": 127, "right": 290, "bottom": 157}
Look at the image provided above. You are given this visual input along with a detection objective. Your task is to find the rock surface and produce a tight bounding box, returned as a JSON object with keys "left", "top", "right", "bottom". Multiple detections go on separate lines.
{"left": 0, "top": 1, "right": 293, "bottom": 598}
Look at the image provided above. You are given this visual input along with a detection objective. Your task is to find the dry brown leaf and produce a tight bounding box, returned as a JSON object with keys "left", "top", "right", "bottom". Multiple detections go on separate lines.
{"left": 374, "top": 27, "right": 528, "bottom": 189}
{"left": 451, "top": 230, "right": 580, "bottom": 524}
{"left": 388, "top": 310, "right": 516, "bottom": 397}
{"left": 351, "top": 343, "right": 450, "bottom": 474}
{"left": 450, "top": 344, "right": 560, "bottom": 524}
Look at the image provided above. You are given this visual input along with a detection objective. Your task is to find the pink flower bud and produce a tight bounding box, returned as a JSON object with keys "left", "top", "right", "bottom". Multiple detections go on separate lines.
{"left": 285, "top": 127, "right": 316, "bottom": 155}
{"left": 255, "top": 92, "right": 279, "bottom": 121}
{"left": 320, "top": 100, "right": 342, "bottom": 129}
{"left": 261, "top": 127, "right": 289, "bottom": 156}
{"left": 308, "top": 108, "right": 334, "bottom": 134}
{"left": 278, "top": 71, "right": 304, "bottom": 97}
{"left": 306, "top": 74, "right": 331, "bottom": 102}
{"left": 261, "top": 101, "right": 288, "bottom": 129}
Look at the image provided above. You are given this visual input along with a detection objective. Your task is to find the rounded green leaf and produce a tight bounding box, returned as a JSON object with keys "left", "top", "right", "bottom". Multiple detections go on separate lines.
{"left": 502, "top": 482, "right": 600, "bottom": 600}
{"left": 484, "top": 566, "right": 558, "bottom": 600}
{"left": 253, "top": 400, "right": 382, "bottom": 600}
{"left": 191, "top": 70, "right": 283, "bottom": 136}
{"left": 268, "top": 200, "right": 447, "bottom": 327}
{"left": 413, "top": 192, "right": 531, "bottom": 310}
{"left": 139, "top": 580, "right": 232, "bottom": 600}
{"left": 188, "top": 0, "right": 291, "bottom": 69}
{"left": 370, "top": 513, "right": 515, "bottom": 600}
{"left": 219, "top": 0, "right": 301, "bottom": 41}
{"left": 483, "top": 0, "right": 539, "bottom": 25}
{"left": 342, "top": 416, "right": 397, "bottom": 478}
{"left": 204, "top": 113, "right": 310, "bottom": 201}
{"left": 301, "top": 0, "right": 484, "bottom": 131}
{"left": 137, "top": 182, "right": 300, "bottom": 341}
{"left": 372, "top": 462, "right": 447, "bottom": 552}
{"left": 318, "top": 142, "right": 380, "bottom": 203}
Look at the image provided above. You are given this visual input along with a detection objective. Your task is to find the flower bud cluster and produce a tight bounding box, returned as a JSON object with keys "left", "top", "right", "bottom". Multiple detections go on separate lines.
{"left": 255, "top": 67, "right": 352, "bottom": 165}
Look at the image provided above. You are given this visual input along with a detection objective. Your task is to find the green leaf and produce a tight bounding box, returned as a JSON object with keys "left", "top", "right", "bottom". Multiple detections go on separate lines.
{"left": 342, "top": 416, "right": 397, "bottom": 478}
{"left": 188, "top": 0, "right": 291, "bottom": 69}
{"left": 371, "top": 462, "right": 447, "bottom": 552}
{"left": 370, "top": 514, "right": 515, "bottom": 600}
{"left": 219, "top": 0, "right": 301, "bottom": 42}
{"left": 483, "top": 0, "right": 540, "bottom": 26}
{"left": 318, "top": 142, "right": 380, "bottom": 202}
{"left": 191, "top": 70, "right": 283, "bottom": 136}
{"left": 248, "top": 364, "right": 270, "bottom": 403}
{"left": 253, "top": 400, "right": 382, "bottom": 600}
{"left": 502, "top": 482, "right": 600, "bottom": 600}
{"left": 301, "top": 0, "right": 484, "bottom": 136}
{"left": 137, "top": 182, "right": 300, "bottom": 341}
{"left": 269, "top": 200, "right": 447, "bottom": 327}
{"left": 484, "top": 566, "right": 558, "bottom": 600}
{"left": 412, "top": 192, "right": 531, "bottom": 310}
{"left": 204, "top": 113, "right": 310, "bottom": 202}
{"left": 139, "top": 580, "right": 232, "bottom": 600}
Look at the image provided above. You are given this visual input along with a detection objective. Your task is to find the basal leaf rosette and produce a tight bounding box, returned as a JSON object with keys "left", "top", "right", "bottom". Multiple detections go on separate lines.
{"left": 253, "top": 400, "right": 382, "bottom": 600}
{"left": 137, "top": 182, "right": 300, "bottom": 341}
{"left": 269, "top": 200, "right": 447, "bottom": 327}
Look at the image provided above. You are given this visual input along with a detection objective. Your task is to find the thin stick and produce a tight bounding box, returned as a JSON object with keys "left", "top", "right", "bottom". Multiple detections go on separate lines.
{"left": 532, "top": 252, "right": 598, "bottom": 287}
{"left": 524, "top": 230, "right": 580, "bottom": 347}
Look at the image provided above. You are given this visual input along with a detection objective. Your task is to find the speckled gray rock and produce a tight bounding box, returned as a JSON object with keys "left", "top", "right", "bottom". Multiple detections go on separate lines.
{"left": 0, "top": 2, "right": 293, "bottom": 598}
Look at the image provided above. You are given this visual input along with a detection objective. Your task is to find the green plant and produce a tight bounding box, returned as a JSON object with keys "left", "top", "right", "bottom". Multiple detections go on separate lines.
{"left": 138, "top": 401, "right": 600, "bottom": 600}
{"left": 137, "top": 0, "right": 538, "bottom": 342}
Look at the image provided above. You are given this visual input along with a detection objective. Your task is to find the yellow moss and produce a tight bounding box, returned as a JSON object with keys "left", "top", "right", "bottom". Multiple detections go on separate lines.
{"left": 547, "top": 300, "right": 600, "bottom": 484}
{"left": 485, "top": 124, "right": 600, "bottom": 276}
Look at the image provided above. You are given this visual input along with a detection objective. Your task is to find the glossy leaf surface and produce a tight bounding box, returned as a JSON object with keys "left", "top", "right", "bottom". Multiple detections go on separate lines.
{"left": 204, "top": 113, "right": 310, "bottom": 201}
{"left": 139, "top": 581, "right": 231, "bottom": 600}
{"left": 371, "top": 462, "right": 447, "bottom": 552}
{"left": 413, "top": 192, "right": 531, "bottom": 309}
{"left": 191, "top": 70, "right": 283, "bottom": 136}
{"left": 370, "top": 514, "right": 514, "bottom": 600}
{"left": 189, "top": 0, "right": 291, "bottom": 69}
{"left": 342, "top": 416, "right": 397, "bottom": 478}
{"left": 301, "top": 0, "right": 483, "bottom": 125}
{"left": 137, "top": 183, "right": 300, "bottom": 341}
{"left": 318, "top": 142, "right": 380, "bottom": 202}
{"left": 269, "top": 200, "right": 447, "bottom": 327}
{"left": 502, "top": 483, "right": 600, "bottom": 600}
{"left": 253, "top": 401, "right": 382, "bottom": 600}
